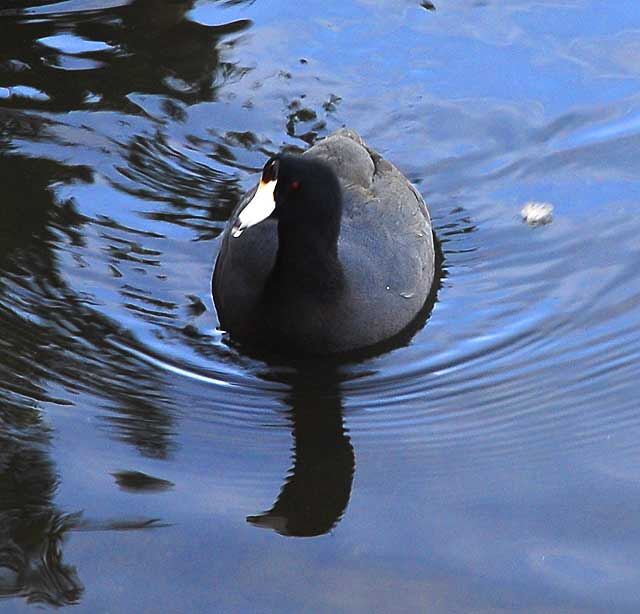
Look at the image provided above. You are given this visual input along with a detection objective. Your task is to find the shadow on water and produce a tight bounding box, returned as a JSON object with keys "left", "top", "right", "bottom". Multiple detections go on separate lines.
{"left": 0, "top": 133, "right": 177, "bottom": 458}
{"left": 245, "top": 238, "right": 444, "bottom": 537}
{"left": 0, "top": 429, "right": 83, "bottom": 607}
{"left": 0, "top": 0, "right": 250, "bottom": 112}
{"left": 0, "top": 126, "right": 84, "bottom": 609}
{"left": 0, "top": 423, "right": 167, "bottom": 606}
{"left": 0, "top": 130, "right": 174, "bottom": 606}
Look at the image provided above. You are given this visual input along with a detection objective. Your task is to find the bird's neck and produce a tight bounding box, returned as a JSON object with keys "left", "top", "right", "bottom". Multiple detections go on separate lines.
{"left": 269, "top": 221, "right": 344, "bottom": 296}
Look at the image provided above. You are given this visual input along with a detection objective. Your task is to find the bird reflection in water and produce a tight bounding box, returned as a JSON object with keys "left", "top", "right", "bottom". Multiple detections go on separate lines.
{"left": 247, "top": 366, "right": 354, "bottom": 537}
{"left": 245, "top": 237, "right": 444, "bottom": 537}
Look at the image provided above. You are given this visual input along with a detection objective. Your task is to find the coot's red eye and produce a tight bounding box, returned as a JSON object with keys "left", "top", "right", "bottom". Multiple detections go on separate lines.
{"left": 291, "top": 180, "right": 300, "bottom": 191}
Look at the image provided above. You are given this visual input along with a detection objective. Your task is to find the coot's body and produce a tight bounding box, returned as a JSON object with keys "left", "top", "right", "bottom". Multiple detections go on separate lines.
{"left": 212, "top": 129, "right": 435, "bottom": 355}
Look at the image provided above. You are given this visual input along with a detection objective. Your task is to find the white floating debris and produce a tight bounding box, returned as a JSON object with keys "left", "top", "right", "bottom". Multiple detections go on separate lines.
{"left": 521, "top": 201, "right": 554, "bottom": 226}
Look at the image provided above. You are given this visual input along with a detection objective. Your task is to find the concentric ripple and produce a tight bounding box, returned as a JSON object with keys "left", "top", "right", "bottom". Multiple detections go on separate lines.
{"left": 0, "top": 0, "right": 638, "bottom": 514}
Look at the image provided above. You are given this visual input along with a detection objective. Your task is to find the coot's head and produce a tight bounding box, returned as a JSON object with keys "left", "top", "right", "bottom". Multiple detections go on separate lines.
{"left": 232, "top": 154, "right": 342, "bottom": 243}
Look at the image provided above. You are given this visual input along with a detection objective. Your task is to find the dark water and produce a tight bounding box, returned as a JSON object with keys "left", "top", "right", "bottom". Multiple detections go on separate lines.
{"left": 1, "top": 0, "right": 640, "bottom": 611}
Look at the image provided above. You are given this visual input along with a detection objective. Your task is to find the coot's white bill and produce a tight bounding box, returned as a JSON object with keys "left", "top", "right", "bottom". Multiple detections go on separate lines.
{"left": 232, "top": 179, "right": 276, "bottom": 238}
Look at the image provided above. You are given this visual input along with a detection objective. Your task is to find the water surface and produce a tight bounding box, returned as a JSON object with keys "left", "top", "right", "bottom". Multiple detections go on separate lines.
{"left": 1, "top": 0, "right": 640, "bottom": 612}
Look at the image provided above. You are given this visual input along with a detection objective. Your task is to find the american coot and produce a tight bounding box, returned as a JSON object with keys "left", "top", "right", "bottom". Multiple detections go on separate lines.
{"left": 212, "top": 128, "right": 435, "bottom": 355}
